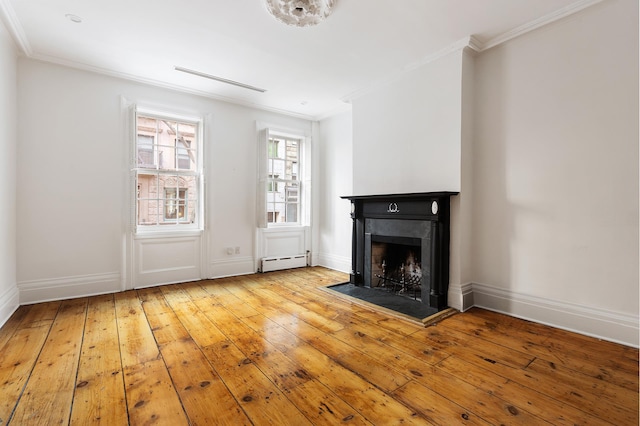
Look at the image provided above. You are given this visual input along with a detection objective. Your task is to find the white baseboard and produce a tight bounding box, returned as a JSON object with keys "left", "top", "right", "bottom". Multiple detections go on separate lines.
{"left": 209, "top": 256, "right": 255, "bottom": 279}
{"left": 17, "top": 272, "right": 121, "bottom": 304}
{"left": 0, "top": 284, "right": 19, "bottom": 329}
{"left": 317, "top": 252, "right": 351, "bottom": 274}
{"left": 447, "top": 282, "right": 474, "bottom": 312}
{"left": 472, "top": 282, "right": 639, "bottom": 348}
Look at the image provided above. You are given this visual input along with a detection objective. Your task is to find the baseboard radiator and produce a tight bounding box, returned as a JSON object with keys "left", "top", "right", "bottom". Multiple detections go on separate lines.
{"left": 260, "top": 254, "right": 307, "bottom": 273}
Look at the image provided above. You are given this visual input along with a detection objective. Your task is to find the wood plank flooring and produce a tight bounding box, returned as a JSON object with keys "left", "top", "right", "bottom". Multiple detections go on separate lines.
{"left": 0, "top": 267, "right": 637, "bottom": 425}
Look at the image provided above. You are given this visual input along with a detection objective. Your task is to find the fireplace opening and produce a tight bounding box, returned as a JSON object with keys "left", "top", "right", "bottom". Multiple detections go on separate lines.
{"left": 371, "top": 236, "right": 423, "bottom": 301}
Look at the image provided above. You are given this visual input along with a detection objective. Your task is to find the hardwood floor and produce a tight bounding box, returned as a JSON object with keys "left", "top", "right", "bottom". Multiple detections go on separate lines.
{"left": 0, "top": 267, "right": 637, "bottom": 425}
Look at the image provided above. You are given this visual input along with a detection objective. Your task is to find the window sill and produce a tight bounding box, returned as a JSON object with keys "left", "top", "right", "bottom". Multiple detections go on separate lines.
{"left": 134, "top": 228, "right": 203, "bottom": 239}
{"left": 262, "top": 225, "right": 308, "bottom": 232}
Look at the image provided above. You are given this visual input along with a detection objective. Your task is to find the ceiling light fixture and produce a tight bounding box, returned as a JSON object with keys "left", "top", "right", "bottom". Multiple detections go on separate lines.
{"left": 174, "top": 66, "right": 267, "bottom": 93}
{"left": 265, "top": 0, "right": 335, "bottom": 27}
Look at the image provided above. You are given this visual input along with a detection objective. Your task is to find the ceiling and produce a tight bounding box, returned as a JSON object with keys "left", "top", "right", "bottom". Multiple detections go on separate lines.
{"left": 1, "top": 0, "right": 599, "bottom": 120}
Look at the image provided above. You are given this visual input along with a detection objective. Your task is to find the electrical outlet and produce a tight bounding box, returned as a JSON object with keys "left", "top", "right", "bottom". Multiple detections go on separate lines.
{"left": 226, "top": 247, "right": 234, "bottom": 255}
{"left": 235, "top": 247, "right": 240, "bottom": 254}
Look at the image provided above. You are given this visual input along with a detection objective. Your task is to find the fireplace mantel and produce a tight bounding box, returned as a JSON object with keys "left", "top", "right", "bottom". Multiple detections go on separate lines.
{"left": 341, "top": 192, "right": 458, "bottom": 310}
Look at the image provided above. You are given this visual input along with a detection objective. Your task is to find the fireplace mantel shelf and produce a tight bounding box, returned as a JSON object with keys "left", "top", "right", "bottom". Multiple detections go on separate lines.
{"left": 341, "top": 191, "right": 458, "bottom": 201}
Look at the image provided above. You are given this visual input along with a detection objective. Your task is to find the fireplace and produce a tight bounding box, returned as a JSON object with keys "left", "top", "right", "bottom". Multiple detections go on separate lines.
{"left": 342, "top": 192, "right": 457, "bottom": 310}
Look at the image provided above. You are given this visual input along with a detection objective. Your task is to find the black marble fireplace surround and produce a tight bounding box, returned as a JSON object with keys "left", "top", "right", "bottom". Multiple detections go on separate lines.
{"left": 341, "top": 192, "right": 458, "bottom": 311}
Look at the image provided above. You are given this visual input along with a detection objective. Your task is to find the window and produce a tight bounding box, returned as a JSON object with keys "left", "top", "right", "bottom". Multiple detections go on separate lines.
{"left": 135, "top": 112, "right": 202, "bottom": 230}
{"left": 257, "top": 126, "right": 310, "bottom": 229}
{"left": 266, "top": 135, "right": 301, "bottom": 225}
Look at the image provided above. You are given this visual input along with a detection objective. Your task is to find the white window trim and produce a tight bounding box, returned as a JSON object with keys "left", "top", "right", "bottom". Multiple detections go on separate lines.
{"left": 132, "top": 106, "right": 205, "bottom": 234}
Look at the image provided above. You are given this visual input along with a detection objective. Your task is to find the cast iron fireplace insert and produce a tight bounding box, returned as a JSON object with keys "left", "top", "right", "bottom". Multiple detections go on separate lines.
{"left": 341, "top": 192, "right": 458, "bottom": 311}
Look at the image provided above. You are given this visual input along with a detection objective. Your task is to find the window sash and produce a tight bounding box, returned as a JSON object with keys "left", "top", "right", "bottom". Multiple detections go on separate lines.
{"left": 264, "top": 134, "right": 302, "bottom": 226}
{"left": 134, "top": 110, "right": 202, "bottom": 232}
{"left": 265, "top": 178, "right": 300, "bottom": 224}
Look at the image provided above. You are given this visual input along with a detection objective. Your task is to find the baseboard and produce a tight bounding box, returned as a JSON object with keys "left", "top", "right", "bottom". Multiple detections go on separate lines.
{"left": 472, "top": 282, "right": 639, "bottom": 348}
{"left": 447, "top": 282, "right": 474, "bottom": 312}
{"left": 0, "top": 284, "right": 19, "bottom": 329}
{"left": 17, "top": 272, "right": 121, "bottom": 304}
{"left": 209, "top": 256, "right": 255, "bottom": 279}
{"left": 317, "top": 252, "right": 351, "bottom": 274}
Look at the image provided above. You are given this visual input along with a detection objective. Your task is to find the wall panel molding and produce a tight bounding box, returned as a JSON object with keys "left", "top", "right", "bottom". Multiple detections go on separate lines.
{"left": 255, "top": 226, "right": 310, "bottom": 271}
{"left": 133, "top": 234, "right": 202, "bottom": 288}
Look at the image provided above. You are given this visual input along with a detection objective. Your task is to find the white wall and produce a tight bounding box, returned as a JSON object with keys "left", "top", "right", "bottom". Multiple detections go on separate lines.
{"left": 351, "top": 50, "right": 463, "bottom": 195}
{"left": 317, "top": 111, "right": 353, "bottom": 272}
{"left": 0, "top": 19, "right": 18, "bottom": 324}
{"left": 16, "top": 59, "right": 311, "bottom": 302}
{"left": 346, "top": 0, "right": 638, "bottom": 346}
{"left": 448, "top": 49, "right": 475, "bottom": 310}
{"left": 471, "top": 0, "right": 639, "bottom": 345}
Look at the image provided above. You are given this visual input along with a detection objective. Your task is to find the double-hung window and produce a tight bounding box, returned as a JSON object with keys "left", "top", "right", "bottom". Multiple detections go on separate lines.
{"left": 134, "top": 110, "right": 203, "bottom": 231}
{"left": 266, "top": 136, "right": 300, "bottom": 225}
{"left": 258, "top": 127, "right": 310, "bottom": 228}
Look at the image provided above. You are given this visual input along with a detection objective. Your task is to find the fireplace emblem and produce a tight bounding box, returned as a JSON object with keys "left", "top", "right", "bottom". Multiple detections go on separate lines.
{"left": 431, "top": 201, "right": 438, "bottom": 214}
{"left": 387, "top": 202, "right": 400, "bottom": 213}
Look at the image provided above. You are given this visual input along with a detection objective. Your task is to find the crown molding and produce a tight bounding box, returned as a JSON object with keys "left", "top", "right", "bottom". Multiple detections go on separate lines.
{"left": 340, "top": 0, "right": 603, "bottom": 105}
{"left": 0, "top": 0, "right": 31, "bottom": 55}
{"left": 480, "top": 0, "right": 604, "bottom": 51}
{"left": 341, "top": 35, "right": 476, "bottom": 104}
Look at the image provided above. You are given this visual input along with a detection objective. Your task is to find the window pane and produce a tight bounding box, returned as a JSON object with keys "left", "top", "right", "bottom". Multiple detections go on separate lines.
{"left": 273, "top": 203, "right": 285, "bottom": 223}
{"left": 269, "top": 138, "right": 286, "bottom": 159}
{"left": 267, "top": 202, "right": 278, "bottom": 223}
{"left": 286, "top": 203, "right": 298, "bottom": 223}
{"left": 137, "top": 135, "right": 155, "bottom": 167}
{"left": 268, "top": 139, "right": 278, "bottom": 158}
{"left": 285, "top": 182, "right": 299, "bottom": 203}
{"left": 176, "top": 122, "right": 196, "bottom": 170}
{"left": 164, "top": 195, "right": 187, "bottom": 221}
{"left": 177, "top": 146, "right": 193, "bottom": 170}
{"left": 177, "top": 122, "right": 196, "bottom": 146}
{"left": 159, "top": 120, "right": 178, "bottom": 142}
{"left": 137, "top": 173, "right": 158, "bottom": 226}
{"left": 138, "top": 199, "right": 153, "bottom": 226}
{"left": 271, "top": 158, "right": 284, "bottom": 176}
{"left": 158, "top": 146, "right": 174, "bottom": 169}
{"left": 285, "top": 139, "right": 298, "bottom": 162}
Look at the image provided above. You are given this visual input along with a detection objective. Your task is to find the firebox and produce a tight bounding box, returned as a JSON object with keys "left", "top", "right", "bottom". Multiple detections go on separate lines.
{"left": 370, "top": 236, "right": 423, "bottom": 301}
{"left": 342, "top": 192, "right": 458, "bottom": 310}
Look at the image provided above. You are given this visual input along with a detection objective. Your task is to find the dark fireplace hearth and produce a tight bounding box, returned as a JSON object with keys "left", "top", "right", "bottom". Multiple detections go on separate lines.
{"left": 342, "top": 192, "right": 458, "bottom": 311}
